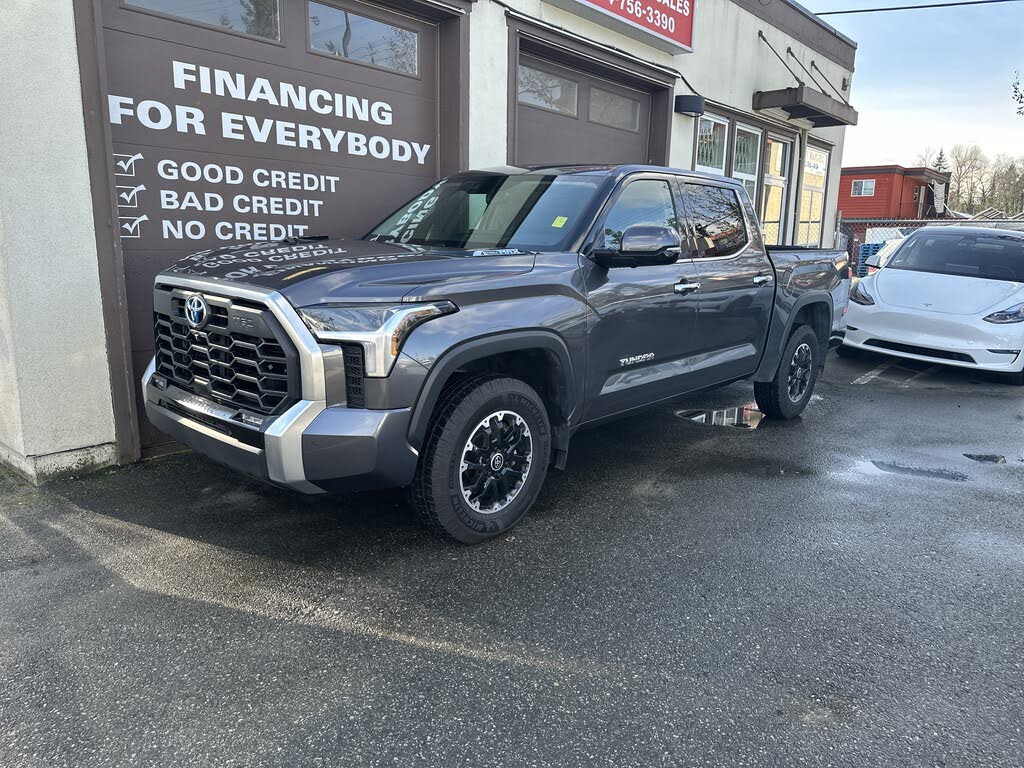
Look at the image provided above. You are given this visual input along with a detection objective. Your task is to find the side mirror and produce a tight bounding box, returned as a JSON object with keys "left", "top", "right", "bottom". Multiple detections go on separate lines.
{"left": 595, "top": 225, "right": 681, "bottom": 268}
{"left": 864, "top": 253, "right": 881, "bottom": 269}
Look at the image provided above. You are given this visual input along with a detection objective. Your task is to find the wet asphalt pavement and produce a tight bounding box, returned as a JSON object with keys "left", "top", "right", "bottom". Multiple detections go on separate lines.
{"left": 2, "top": 350, "right": 1023, "bottom": 767}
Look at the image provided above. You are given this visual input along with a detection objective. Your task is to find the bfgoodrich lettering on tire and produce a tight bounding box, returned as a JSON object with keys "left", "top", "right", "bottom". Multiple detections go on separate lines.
{"left": 410, "top": 375, "right": 551, "bottom": 543}
{"left": 754, "top": 324, "right": 820, "bottom": 419}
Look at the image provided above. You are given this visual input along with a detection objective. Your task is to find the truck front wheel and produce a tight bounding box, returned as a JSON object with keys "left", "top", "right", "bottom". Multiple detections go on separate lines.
{"left": 410, "top": 375, "right": 551, "bottom": 543}
{"left": 754, "top": 325, "right": 820, "bottom": 419}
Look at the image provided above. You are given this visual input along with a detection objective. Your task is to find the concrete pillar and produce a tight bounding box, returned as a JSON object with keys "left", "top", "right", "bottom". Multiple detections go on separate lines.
{"left": 0, "top": 1, "right": 117, "bottom": 482}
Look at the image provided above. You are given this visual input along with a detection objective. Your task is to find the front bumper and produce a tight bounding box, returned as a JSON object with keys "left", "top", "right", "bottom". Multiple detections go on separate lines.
{"left": 143, "top": 275, "right": 420, "bottom": 494}
{"left": 844, "top": 303, "right": 1024, "bottom": 372}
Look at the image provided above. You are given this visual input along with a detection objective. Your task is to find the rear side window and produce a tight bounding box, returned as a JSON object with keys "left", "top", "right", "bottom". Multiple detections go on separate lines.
{"left": 600, "top": 179, "right": 678, "bottom": 251}
{"left": 681, "top": 184, "right": 748, "bottom": 258}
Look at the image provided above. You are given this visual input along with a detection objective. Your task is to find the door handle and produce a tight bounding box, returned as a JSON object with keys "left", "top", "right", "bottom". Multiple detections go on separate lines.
{"left": 674, "top": 282, "right": 700, "bottom": 296}
{"left": 753, "top": 274, "right": 773, "bottom": 286}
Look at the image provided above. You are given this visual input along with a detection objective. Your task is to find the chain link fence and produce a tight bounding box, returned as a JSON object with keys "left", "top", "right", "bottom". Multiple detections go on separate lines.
{"left": 838, "top": 218, "right": 1024, "bottom": 276}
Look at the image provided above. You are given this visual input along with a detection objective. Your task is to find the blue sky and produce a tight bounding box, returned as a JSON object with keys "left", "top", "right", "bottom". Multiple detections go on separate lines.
{"left": 809, "top": 0, "right": 1024, "bottom": 166}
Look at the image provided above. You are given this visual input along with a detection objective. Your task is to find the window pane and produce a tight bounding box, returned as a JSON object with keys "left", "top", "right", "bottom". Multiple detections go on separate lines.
{"left": 804, "top": 148, "right": 829, "bottom": 190}
{"left": 601, "top": 180, "right": 677, "bottom": 251}
{"left": 765, "top": 138, "right": 789, "bottom": 178}
{"left": 309, "top": 1, "right": 418, "bottom": 75}
{"left": 695, "top": 118, "right": 727, "bottom": 174}
{"left": 733, "top": 127, "right": 761, "bottom": 177}
{"left": 761, "top": 184, "right": 784, "bottom": 245}
{"left": 127, "top": 0, "right": 280, "bottom": 38}
{"left": 589, "top": 87, "right": 640, "bottom": 131}
{"left": 517, "top": 65, "right": 578, "bottom": 117}
{"left": 683, "top": 185, "right": 748, "bottom": 258}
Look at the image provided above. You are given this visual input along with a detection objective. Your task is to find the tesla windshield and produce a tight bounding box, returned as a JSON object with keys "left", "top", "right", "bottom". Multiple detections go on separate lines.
{"left": 886, "top": 232, "right": 1024, "bottom": 282}
{"left": 366, "top": 173, "right": 603, "bottom": 251}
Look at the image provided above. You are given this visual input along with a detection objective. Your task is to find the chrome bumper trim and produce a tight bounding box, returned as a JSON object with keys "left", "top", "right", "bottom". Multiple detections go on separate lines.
{"left": 144, "top": 275, "right": 328, "bottom": 493}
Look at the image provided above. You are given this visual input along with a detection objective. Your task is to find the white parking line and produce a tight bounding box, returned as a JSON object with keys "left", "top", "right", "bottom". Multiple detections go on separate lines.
{"left": 852, "top": 363, "right": 891, "bottom": 385}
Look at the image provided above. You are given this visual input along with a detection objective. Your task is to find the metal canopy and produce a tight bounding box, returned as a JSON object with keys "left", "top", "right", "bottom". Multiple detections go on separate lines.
{"left": 752, "top": 84, "right": 858, "bottom": 127}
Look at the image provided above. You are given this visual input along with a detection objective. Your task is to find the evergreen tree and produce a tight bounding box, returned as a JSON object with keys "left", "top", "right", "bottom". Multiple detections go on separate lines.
{"left": 933, "top": 148, "right": 948, "bottom": 173}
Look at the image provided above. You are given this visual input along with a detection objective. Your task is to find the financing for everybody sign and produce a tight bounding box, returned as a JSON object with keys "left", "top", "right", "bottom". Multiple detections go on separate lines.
{"left": 102, "top": 31, "right": 436, "bottom": 252}
{"left": 571, "top": 0, "right": 695, "bottom": 51}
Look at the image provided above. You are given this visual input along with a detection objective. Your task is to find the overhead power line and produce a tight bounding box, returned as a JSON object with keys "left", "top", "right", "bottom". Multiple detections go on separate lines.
{"left": 817, "top": 0, "right": 1023, "bottom": 16}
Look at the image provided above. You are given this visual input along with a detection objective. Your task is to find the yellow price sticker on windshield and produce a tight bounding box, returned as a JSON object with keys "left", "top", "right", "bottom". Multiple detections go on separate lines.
{"left": 551, "top": 216, "right": 568, "bottom": 228}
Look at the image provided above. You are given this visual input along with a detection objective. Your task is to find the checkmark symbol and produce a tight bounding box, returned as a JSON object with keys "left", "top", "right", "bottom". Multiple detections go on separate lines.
{"left": 119, "top": 214, "right": 148, "bottom": 236}
{"left": 116, "top": 184, "right": 146, "bottom": 206}
{"left": 113, "top": 152, "right": 144, "bottom": 176}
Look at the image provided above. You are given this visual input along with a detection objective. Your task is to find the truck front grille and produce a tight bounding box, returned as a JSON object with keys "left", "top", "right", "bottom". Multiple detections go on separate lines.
{"left": 153, "top": 287, "right": 299, "bottom": 416}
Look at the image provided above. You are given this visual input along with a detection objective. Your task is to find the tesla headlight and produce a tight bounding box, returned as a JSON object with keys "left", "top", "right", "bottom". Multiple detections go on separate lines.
{"left": 849, "top": 281, "right": 875, "bottom": 306}
{"left": 983, "top": 302, "right": 1024, "bottom": 324}
{"left": 299, "top": 301, "right": 457, "bottom": 376}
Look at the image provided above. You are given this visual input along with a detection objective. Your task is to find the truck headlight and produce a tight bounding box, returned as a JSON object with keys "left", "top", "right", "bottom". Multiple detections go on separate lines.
{"left": 983, "top": 302, "right": 1024, "bottom": 324}
{"left": 849, "top": 281, "right": 875, "bottom": 306}
{"left": 298, "top": 301, "right": 457, "bottom": 376}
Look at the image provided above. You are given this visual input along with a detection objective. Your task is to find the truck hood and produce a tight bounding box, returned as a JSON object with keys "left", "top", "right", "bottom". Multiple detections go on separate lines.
{"left": 161, "top": 238, "right": 538, "bottom": 305}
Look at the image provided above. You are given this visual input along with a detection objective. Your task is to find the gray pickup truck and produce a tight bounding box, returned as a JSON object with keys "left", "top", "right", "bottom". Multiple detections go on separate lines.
{"left": 144, "top": 165, "right": 849, "bottom": 542}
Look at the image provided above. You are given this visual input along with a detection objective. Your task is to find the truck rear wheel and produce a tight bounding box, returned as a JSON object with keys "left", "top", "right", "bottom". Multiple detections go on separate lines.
{"left": 754, "top": 325, "right": 819, "bottom": 419}
{"left": 410, "top": 375, "right": 551, "bottom": 543}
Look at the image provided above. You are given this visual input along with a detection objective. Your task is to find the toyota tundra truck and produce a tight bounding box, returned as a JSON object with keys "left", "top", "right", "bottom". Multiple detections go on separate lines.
{"left": 144, "top": 165, "right": 849, "bottom": 542}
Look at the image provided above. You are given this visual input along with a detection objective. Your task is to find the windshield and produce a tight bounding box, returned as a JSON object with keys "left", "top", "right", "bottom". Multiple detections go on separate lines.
{"left": 885, "top": 232, "right": 1024, "bottom": 282}
{"left": 365, "top": 173, "right": 602, "bottom": 252}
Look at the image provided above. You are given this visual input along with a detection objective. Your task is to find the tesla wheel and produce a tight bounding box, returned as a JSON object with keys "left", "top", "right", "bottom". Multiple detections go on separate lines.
{"left": 754, "top": 325, "right": 820, "bottom": 419}
{"left": 410, "top": 375, "right": 551, "bottom": 543}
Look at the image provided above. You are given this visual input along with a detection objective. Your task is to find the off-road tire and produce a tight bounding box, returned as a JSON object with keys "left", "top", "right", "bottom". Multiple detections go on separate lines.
{"left": 410, "top": 375, "right": 551, "bottom": 543}
{"left": 754, "top": 324, "right": 820, "bottom": 419}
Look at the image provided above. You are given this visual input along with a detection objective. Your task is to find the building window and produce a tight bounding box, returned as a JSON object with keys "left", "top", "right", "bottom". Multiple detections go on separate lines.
{"left": 695, "top": 115, "right": 728, "bottom": 176}
{"left": 760, "top": 136, "right": 791, "bottom": 246}
{"left": 517, "top": 64, "right": 578, "bottom": 117}
{"left": 589, "top": 87, "right": 641, "bottom": 132}
{"left": 851, "top": 179, "right": 876, "bottom": 197}
{"left": 126, "top": 0, "right": 280, "bottom": 39}
{"left": 309, "top": 1, "right": 419, "bottom": 75}
{"left": 732, "top": 124, "right": 762, "bottom": 202}
{"left": 796, "top": 147, "right": 830, "bottom": 247}
{"left": 681, "top": 184, "right": 749, "bottom": 259}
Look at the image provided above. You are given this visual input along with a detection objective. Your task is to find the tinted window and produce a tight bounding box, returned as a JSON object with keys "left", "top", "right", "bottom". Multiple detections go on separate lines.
{"left": 682, "top": 184, "right": 748, "bottom": 258}
{"left": 600, "top": 180, "right": 678, "bottom": 251}
{"left": 309, "top": 1, "right": 418, "bottom": 76}
{"left": 886, "top": 233, "right": 1024, "bottom": 282}
{"left": 367, "top": 174, "right": 602, "bottom": 251}
{"left": 126, "top": 0, "right": 279, "bottom": 38}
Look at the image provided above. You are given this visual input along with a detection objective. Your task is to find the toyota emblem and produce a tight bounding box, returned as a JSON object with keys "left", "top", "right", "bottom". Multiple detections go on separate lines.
{"left": 184, "top": 294, "right": 209, "bottom": 330}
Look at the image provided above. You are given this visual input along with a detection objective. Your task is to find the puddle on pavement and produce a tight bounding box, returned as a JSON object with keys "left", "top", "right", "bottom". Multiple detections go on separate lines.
{"left": 964, "top": 454, "right": 1007, "bottom": 464}
{"left": 677, "top": 396, "right": 821, "bottom": 430}
{"left": 852, "top": 459, "right": 970, "bottom": 482}
{"left": 676, "top": 405, "right": 765, "bottom": 429}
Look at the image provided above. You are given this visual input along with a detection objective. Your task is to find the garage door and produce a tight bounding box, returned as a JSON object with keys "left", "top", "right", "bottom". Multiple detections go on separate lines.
{"left": 99, "top": 0, "right": 441, "bottom": 449}
{"left": 514, "top": 53, "right": 652, "bottom": 166}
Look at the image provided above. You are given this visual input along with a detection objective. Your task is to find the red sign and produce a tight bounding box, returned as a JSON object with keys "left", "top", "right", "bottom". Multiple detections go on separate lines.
{"left": 573, "top": 0, "right": 695, "bottom": 51}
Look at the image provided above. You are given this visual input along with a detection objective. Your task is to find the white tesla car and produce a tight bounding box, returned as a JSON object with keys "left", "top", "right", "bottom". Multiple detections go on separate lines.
{"left": 843, "top": 226, "right": 1024, "bottom": 384}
